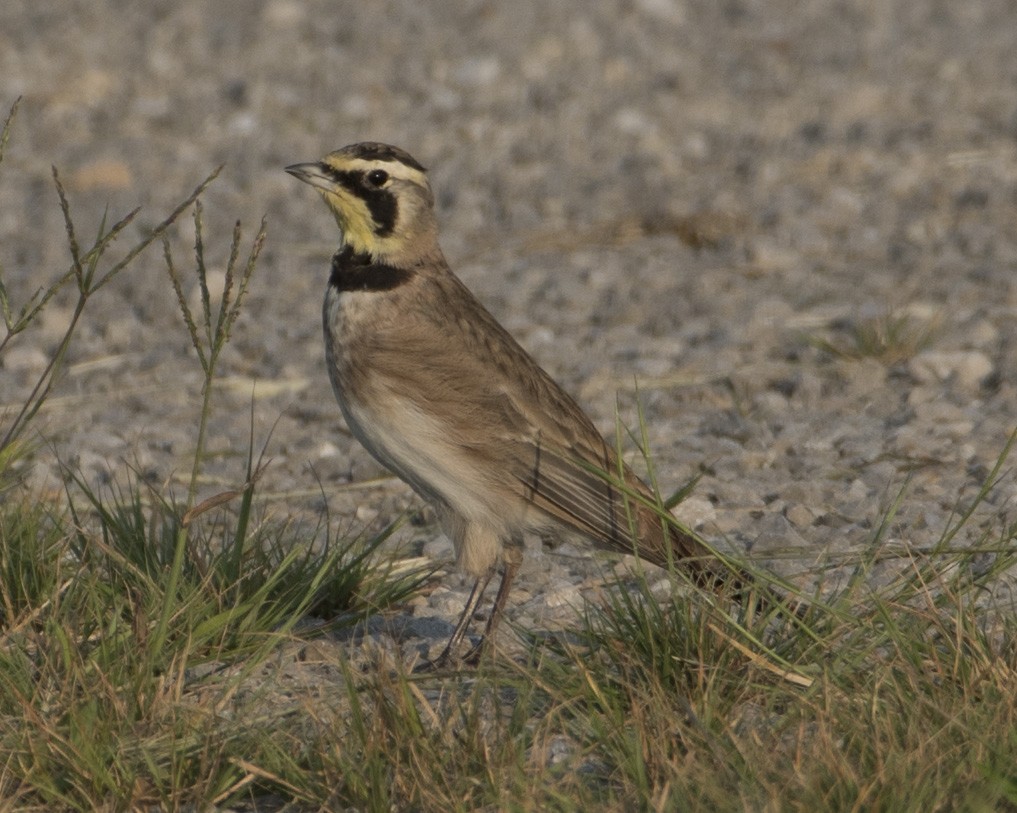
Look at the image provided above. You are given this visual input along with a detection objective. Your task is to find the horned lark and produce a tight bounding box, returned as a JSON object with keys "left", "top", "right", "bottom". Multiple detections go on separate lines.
{"left": 286, "top": 143, "right": 736, "bottom": 667}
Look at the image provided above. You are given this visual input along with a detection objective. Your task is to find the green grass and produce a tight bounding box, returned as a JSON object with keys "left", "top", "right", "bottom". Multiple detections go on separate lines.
{"left": 1, "top": 99, "right": 1016, "bottom": 810}
{"left": 0, "top": 99, "right": 426, "bottom": 810}
{"left": 806, "top": 309, "right": 940, "bottom": 364}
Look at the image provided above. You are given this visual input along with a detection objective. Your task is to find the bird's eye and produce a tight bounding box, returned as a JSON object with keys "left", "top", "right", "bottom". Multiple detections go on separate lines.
{"left": 365, "top": 169, "right": 389, "bottom": 187}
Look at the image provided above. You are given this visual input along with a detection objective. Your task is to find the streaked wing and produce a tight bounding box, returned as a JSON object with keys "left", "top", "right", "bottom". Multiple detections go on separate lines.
{"left": 505, "top": 436, "right": 641, "bottom": 548}
{"left": 368, "top": 268, "right": 654, "bottom": 548}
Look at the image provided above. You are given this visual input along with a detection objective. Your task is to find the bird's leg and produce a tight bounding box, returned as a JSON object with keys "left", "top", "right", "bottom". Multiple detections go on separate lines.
{"left": 415, "top": 570, "right": 494, "bottom": 671}
{"left": 463, "top": 551, "right": 521, "bottom": 665}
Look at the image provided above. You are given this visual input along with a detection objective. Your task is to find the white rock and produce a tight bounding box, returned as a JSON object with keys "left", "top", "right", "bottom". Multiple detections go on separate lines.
{"left": 422, "top": 536, "right": 453, "bottom": 561}
{"left": 910, "top": 350, "right": 993, "bottom": 390}
{"left": 316, "top": 441, "right": 341, "bottom": 459}
{"left": 846, "top": 479, "right": 869, "bottom": 501}
{"left": 635, "top": 0, "right": 685, "bottom": 22}
{"left": 1, "top": 345, "right": 49, "bottom": 371}
{"left": 354, "top": 504, "right": 378, "bottom": 523}
{"left": 673, "top": 495, "right": 716, "bottom": 528}
{"left": 785, "top": 503, "right": 817, "bottom": 529}
{"left": 543, "top": 584, "right": 582, "bottom": 609}
{"left": 454, "top": 56, "right": 501, "bottom": 87}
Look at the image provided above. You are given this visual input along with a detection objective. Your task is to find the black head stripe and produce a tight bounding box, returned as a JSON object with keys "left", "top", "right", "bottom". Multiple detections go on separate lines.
{"left": 345, "top": 142, "right": 426, "bottom": 172}
{"left": 361, "top": 183, "right": 397, "bottom": 236}
{"left": 324, "top": 167, "right": 398, "bottom": 237}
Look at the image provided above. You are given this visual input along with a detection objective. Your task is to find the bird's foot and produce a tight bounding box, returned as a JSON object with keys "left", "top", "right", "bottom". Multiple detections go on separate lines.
{"left": 412, "top": 636, "right": 489, "bottom": 673}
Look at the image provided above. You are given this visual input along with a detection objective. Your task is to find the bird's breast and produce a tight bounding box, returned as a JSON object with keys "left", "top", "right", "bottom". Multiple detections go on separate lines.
{"left": 321, "top": 284, "right": 509, "bottom": 525}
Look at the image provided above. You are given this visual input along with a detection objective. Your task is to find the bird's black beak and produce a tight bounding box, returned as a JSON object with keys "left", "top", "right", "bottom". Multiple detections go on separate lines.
{"left": 285, "top": 162, "right": 338, "bottom": 195}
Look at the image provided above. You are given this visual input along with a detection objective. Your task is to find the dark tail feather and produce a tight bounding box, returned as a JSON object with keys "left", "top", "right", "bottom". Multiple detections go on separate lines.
{"left": 631, "top": 509, "right": 804, "bottom": 618}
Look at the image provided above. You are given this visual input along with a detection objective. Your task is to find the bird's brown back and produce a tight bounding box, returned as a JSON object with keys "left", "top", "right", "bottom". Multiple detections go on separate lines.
{"left": 360, "top": 259, "right": 722, "bottom": 579}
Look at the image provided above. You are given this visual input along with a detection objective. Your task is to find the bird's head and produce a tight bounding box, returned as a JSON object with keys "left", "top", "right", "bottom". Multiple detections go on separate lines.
{"left": 286, "top": 142, "right": 439, "bottom": 266}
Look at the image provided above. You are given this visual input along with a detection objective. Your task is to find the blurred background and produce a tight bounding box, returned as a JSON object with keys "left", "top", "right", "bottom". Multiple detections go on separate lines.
{"left": 1, "top": 0, "right": 1015, "bottom": 555}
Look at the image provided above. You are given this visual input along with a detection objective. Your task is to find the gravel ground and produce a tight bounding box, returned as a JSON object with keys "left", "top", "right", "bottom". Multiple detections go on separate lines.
{"left": 2, "top": 0, "right": 1016, "bottom": 659}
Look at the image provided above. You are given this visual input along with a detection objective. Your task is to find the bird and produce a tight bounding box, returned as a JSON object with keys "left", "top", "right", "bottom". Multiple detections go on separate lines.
{"left": 286, "top": 142, "right": 741, "bottom": 668}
